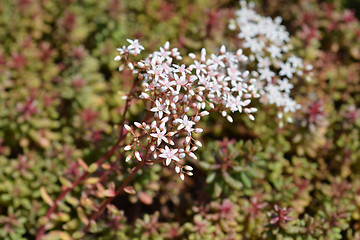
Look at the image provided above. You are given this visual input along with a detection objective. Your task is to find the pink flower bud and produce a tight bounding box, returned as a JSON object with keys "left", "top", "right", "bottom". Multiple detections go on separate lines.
{"left": 194, "top": 128, "right": 203, "bottom": 133}
{"left": 227, "top": 115, "right": 233, "bottom": 123}
{"left": 199, "top": 111, "right": 209, "bottom": 117}
{"left": 195, "top": 140, "right": 202, "bottom": 147}
{"left": 188, "top": 152, "right": 197, "bottom": 160}
{"left": 220, "top": 45, "right": 226, "bottom": 54}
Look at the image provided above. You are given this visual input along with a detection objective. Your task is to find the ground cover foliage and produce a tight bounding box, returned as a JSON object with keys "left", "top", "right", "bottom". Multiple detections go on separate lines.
{"left": 0, "top": 0, "right": 360, "bottom": 239}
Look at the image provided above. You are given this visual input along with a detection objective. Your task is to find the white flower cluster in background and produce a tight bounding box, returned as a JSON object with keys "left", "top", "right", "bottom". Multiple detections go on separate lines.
{"left": 229, "top": 0, "right": 313, "bottom": 123}
{"left": 115, "top": 40, "right": 260, "bottom": 180}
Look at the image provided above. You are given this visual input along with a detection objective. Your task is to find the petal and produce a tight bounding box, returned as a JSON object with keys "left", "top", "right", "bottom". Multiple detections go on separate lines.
{"left": 172, "top": 156, "right": 180, "bottom": 162}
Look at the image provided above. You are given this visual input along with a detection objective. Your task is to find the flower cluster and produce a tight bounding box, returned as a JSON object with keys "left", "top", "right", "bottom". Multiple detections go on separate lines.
{"left": 115, "top": 39, "right": 260, "bottom": 180}
{"left": 230, "top": 1, "right": 313, "bottom": 123}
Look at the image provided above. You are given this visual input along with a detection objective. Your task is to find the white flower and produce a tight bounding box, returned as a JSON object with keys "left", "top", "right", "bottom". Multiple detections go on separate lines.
{"left": 126, "top": 39, "right": 145, "bottom": 55}
{"left": 259, "top": 67, "right": 275, "bottom": 82}
{"left": 288, "top": 55, "right": 303, "bottom": 69}
{"left": 150, "top": 100, "right": 170, "bottom": 119}
{"left": 159, "top": 77, "right": 176, "bottom": 92}
{"left": 189, "top": 60, "right": 207, "bottom": 76}
{"left": 173, "top": 64, "right": 191, "bottom": 74}
{"left": 279, "top": 62, "right": 294, "bottom": 79}
{"left": 174, "top": 73, "right": 188, "bottom": 92}
{"left": 147, "top": 65, "right": 165, "bottom": 82}
{"left": 150, "top": 127, "right": 168, "bottom": 146}
{"left": 159, "top": 146, "right": 180, "bottom": 166}
{"left": 207, "top": 54, "right": 225, "bottom": 68}
{"left": 278, "top": 78, "right": 293, "bottom": 93}
{"left": 174, "top": 115, "right": 195, "bottom": 133}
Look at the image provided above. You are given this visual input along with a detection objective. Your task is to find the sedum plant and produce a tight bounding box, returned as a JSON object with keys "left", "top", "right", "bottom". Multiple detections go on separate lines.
{"left": 1, "top": 0, "right": 359, "bottom": 239}
{"left": 36, "top": 2, "right": 311, "bottom": 238}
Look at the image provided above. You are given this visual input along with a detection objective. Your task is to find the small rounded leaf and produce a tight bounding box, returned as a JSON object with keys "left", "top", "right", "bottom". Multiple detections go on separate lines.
{"left": 124, "top": 186, "right": 136, "bottom": 194}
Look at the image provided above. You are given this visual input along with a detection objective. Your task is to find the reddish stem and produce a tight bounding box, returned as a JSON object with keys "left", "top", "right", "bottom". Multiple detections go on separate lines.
{"left": 82, "top": 144, "right": 151, "bottom": 234}
{"left": 36, "top": 80, "right": 137, "bottom": 240}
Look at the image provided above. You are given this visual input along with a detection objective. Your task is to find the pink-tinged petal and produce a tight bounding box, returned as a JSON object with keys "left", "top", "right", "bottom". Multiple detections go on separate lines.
{"left": 166, "top": 158, "right": 171, "bottom": 166}
{"left": 161, "top": 136, "right": 168, "bottom": 143}
{"left": 269, "top": 217, "right": 279, "bottom": 224}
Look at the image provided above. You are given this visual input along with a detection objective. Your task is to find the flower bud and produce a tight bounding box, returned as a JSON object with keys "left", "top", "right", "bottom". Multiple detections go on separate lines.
{"left": 184, "top": 165, "right": 193, "bottom": 171}
{"left": 188, "top": 152, "right": 197, "bottom": 159}
{"left": 199, "top": 111, "right": 209, "bottom": 117}
{"left": 135, "top": 151, "right": 141, "bottom": 161}
{"left": 189, "top": 53, "right": 196, "bottom": 59}
{"left": 194, "top": 140, "right": 202, "bottom": 147}
{"left": 194, "top": 128, "right": 203, "bottom": 133}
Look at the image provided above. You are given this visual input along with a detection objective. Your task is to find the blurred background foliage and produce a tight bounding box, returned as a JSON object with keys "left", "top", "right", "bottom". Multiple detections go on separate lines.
{"left": 0, "top": 0, "right": 360, "bottom": 239}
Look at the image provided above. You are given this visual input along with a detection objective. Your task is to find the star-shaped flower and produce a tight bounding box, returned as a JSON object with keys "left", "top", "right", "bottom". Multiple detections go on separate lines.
{"left": 126, "top": 39, "right": 145, "bottom": 55}
{"left": 150, "top": 127, "right": 168, "bottom": 146}
{"left": 174, "top": 115, "right": 195, "bottom": 133}
{"left": 159, "top": 146, "right": 180, "bottom": 166}
{"left": 150, "top": 100, "right": 170, "bottom": 119}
